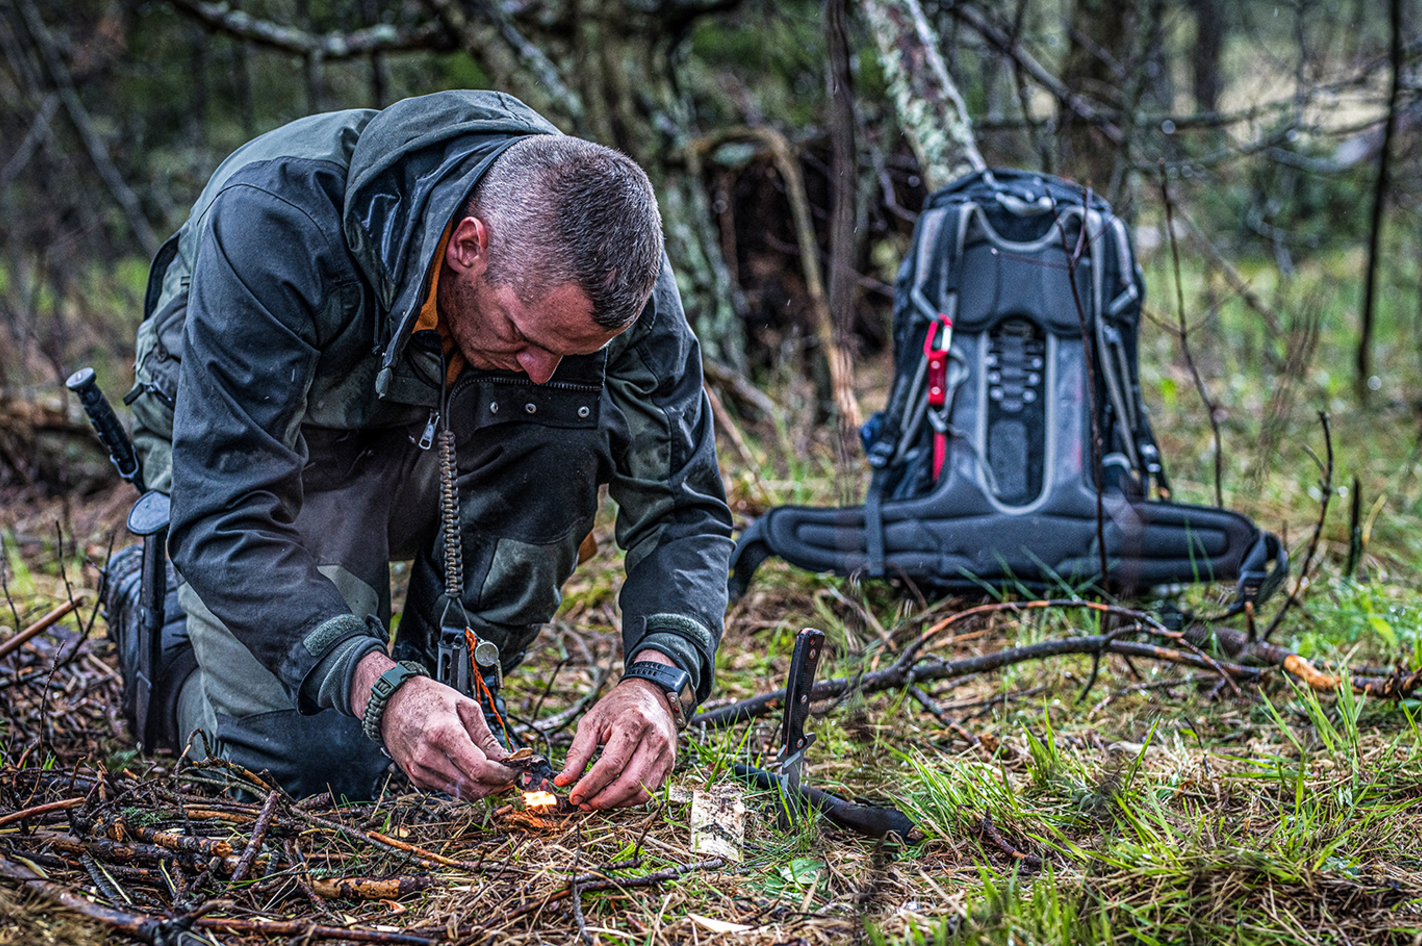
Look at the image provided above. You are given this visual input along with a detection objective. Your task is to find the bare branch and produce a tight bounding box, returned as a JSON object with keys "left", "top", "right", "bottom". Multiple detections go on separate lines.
{"left": 422, "top": 0, "right": 583, "bottom": 123}
{"left": 944, "top": 0, "right": 1124, "bottom": 147}
{"left": 166, "top": 0, "right": 451, "bottom": 59}
{"left": 16, "top": 0, "right": 160, "bottom": 255}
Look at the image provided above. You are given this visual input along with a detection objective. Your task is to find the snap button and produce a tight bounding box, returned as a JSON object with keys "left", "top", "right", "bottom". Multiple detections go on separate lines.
{"left": 525, "top": 403, "right": 537, "bottom": 414}
{"left": 577, "top": 406, "right": 590, "bottom": 418}
{"left": 490, "top": 402, "right": 499, "bottom": 414}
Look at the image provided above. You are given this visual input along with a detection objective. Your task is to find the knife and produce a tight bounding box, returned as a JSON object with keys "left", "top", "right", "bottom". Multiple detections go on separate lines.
{"left": 777, "top": 627, "right": 825, "bottom": 819}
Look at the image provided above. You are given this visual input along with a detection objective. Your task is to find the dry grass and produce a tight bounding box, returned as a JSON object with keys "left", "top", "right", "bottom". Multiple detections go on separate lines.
{"left": 1, "top": 329, "right": 1421, "bottom": 943}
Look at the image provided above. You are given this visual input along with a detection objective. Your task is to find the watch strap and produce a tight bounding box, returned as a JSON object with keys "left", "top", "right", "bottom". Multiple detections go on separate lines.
{"left": 361, "top": 660, "right": 428, "bottom": 745}
{"left": 621, "top": 660, "right": 694, "bottom": 728}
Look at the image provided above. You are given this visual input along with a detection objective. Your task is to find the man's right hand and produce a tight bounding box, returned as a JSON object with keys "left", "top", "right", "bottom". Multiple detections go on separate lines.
{"left": 351, "top": 652, "right": 516, "bottom": 799}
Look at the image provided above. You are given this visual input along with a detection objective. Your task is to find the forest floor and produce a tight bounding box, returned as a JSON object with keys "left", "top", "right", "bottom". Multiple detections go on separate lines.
{"left": 2, "top": 337, "right": 1422, "bottom": 945}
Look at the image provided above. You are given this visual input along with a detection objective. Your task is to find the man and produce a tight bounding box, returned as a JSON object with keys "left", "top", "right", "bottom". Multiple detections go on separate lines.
{"left": 111, "top": 90, "right": 733, "bottom": 807}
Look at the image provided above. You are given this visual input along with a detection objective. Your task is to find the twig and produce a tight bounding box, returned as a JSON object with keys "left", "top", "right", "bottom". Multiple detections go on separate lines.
{"left": 1356, "top": 0, "right": 1404, "bottom": 394}
{"left": 0, "top": 853, "right": 215, "bottom": 945}
{"left": 1161, "top": 164, "right": 1224, "bottom": 508}
{"left": 1263, "top": 412, "right": 1332, "bottom": 641}
{"left": 906, "top": 686, "right": 978, "bottom": 745}
{"left": 0, "top": 599, "right": 81, "bottom": 661}
{"left": 227, "top": 789, "right": 279, "bottom": 886}
{"left": 532, "top": 663, "right": 611, "bottom": 735}
{"left": 944, "top": 0, "right": 1123, "bottom": 146}
{"left": 198, "top": 915, "right": 437, "bottom": 944}
{"left": 166, "top": 0, "right": 448, "bottom": 59}
{"left": 16, "top": 0, "right": 159, "bottom": 255}
{"left": 976, "top": 813, "right": 1044, "bottom": 870}
{"left": 703, "top": 382, "right": 773, "bottom": 507}
{"left": 1057, "top": 188, "right": 1110, "bottom": 584}
{"left": 692, "top": 630, "right": 1260, "bottom": 729}
{"left": 0, "top": 795, "right": 84, "bottom": 827}
{"left": 308, "top": 875, "right": 436, "bottom": 900}
{"left": 498, "top": 857, "right": 727, "bottom": 925}
{"left": 1186, "top": 621, "right": 1422, "bottom": 697}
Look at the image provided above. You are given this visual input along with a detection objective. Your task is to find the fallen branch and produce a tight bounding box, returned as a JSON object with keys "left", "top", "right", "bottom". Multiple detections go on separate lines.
{"left": 690, "top": 598, "right": 1422, "bottom": 729}
{"left": 498, "top": 857, "right": 726, "bottom": 925}
{"left": 0, "top": 795, "right": 84, "bottom": 827}
{"left": 692, "top": 631, "right": 1260, "bottom": 730}
{"left": 198, "top": 915, "right": 438, "bottom": 944}
{"left": 0, "top": 598, "right": 81, "bottom": 662}
{"left": 1187, "top": 622, "right": 1422, "bottom": 698}
{"left": 0, "top": 853, "right": 215, "bottom": 945}
{"left": 226, "top": 789, "right": 279, "bottom": 886}
{"left": 976, "top": 813, "right": 1044, "bottom": 870}
{"left": 167, "top": 0, "right": 448, "bottom": 59}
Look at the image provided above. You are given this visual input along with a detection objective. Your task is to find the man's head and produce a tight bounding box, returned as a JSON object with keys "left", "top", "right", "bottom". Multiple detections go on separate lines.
{"left": 438, "top": 136, "right": 663, "bottom": 384}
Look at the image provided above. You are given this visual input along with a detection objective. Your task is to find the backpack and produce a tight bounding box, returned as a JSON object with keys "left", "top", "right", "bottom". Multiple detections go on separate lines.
{"left": 729, "top": 169, "right": 1286, "bottom": 609}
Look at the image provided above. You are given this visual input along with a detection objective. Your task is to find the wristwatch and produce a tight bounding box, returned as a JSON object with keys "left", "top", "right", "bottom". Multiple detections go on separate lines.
{"left": 621, "top": 661, "right": 695, "bottom": 729}
{"left": 361, "top": 660, "right": 428, "bottom": 745}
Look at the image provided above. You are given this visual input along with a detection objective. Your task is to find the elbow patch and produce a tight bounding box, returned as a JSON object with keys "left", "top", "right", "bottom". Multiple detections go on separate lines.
{"left": 303, "top": 613, "right": 384, "bottom": 658}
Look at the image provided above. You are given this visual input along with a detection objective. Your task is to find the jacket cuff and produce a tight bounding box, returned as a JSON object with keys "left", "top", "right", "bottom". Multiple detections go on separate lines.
{"left": 297, "top": 614, "right": 388, "bottom": 716}
{"left": 627, "top": 613, "right": 715, "bottom": 704}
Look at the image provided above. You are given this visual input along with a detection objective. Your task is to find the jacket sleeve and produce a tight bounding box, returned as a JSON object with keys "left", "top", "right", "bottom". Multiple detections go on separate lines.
{"left": 605, "top": 258, "right": 734, "bottom": 704}
{"left": 167, "top": 175, "right": 383, "bottom": 713}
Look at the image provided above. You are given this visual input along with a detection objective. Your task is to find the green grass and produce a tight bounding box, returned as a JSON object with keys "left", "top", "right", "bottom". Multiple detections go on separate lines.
{"left": 5, "top": 226, "right": 1422, "bottom": 944}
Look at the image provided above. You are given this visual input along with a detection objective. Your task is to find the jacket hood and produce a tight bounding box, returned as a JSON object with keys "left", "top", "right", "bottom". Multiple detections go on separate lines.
{"left": 342, "top": 90, "right": 560, "bottom": 385}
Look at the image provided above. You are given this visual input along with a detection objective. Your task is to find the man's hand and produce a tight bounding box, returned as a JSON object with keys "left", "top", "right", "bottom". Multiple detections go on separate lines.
{"left": 554, "top": 649, "right": 680, "bottom": 809}
{"left": 351, "top": 652, "right": 516, "bottom": 799}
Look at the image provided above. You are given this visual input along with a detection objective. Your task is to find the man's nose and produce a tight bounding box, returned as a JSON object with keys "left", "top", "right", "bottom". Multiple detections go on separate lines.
{"left": 518, "top": 348, "right": 562, "bottom": 384}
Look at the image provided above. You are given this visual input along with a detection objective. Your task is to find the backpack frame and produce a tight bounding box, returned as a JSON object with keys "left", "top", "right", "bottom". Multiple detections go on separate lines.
{"left": 729, "top": 170, "right": 1285, "bottom": 609}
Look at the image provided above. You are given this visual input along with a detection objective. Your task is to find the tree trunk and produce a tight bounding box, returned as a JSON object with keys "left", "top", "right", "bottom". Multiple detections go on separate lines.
{"left": 1058, "top": 0, "right": 1130, "bottom": 190}
{"left": 1188, "top": 0, "right": 1223, "bottom": 113}
{"left": 861, "top": 0, "right": 983, "bottom": 194}
{"left": 560, "top": 3, "right": 746, "bottom": 368}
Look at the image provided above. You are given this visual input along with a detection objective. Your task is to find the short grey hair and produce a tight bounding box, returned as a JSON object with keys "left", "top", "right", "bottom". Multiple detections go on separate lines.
{"left": 465, "top": 136, "right": 663, "bottom": 331}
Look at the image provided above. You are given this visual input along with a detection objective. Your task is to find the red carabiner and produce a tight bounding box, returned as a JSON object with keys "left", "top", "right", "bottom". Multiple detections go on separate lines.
{"left": 923, "top": 315, "right": 953, "bottom": 410}
{"left": 922, "top": 314, "right": 954, "bottom": 479}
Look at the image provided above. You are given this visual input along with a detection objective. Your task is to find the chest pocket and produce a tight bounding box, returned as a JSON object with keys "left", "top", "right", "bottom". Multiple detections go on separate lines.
{"left": 446, "top": 349, "right": 606, "bottom": 432}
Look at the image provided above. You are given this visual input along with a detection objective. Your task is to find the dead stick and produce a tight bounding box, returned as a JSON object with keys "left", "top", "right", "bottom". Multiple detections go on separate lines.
{"left": 197, "top": 915, "right": 437, "bottom": 944}
{"left": 0, "top": 796, "right": 84, "bottom": 827}
{"left": 1190, "top": 622, "right": 1422, "bottom": 697}
{"left": 0, "top": 853, "right": 210, "bottom": 945}
{"left": 499, "top": 857, "right": 726, "bottom": 924}
{"left": 290, "top": 808, "right": 504, "bottom": 873}
{"left": 0, "top": 599, "right": 80, "bottom": 661}
{"left": 365, "top": 830, "right": 471, "bottom": 869}
{"left": 227, "top": 789, "right": 279, "bottom": 886}
{"left": 977, "top": 813, "right": 1044, "bottom": 870}
{"left": 692, "top": 635, "right": 1261, "bottom": 729}
{"left": 309, "top": 875, "right": 436, "bottom": 900}
{"left": 124, "top": 824, "right": 235, "bottom": 858}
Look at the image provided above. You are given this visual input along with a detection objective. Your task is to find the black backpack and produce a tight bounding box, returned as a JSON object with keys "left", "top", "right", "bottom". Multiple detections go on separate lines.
{"left": 729, "top": 169, "right": 1285, "bottom": 609}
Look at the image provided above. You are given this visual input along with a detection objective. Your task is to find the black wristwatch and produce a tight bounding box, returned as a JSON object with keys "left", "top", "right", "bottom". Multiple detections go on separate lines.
{"left": 621, "top": 661, "right": 695, "bottom": 729}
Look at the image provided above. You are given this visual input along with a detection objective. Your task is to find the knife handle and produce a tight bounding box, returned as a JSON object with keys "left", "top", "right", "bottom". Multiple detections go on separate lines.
{"left": 781, "top": 627, "right": 826, "bottom": 752}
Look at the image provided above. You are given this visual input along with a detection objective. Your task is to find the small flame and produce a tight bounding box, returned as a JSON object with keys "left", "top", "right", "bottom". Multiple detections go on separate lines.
{"left": 523, "top": 790, "right": 558, "bottom": 809}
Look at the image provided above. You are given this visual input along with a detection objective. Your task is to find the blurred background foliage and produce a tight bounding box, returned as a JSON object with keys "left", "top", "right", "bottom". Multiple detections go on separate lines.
{"left": 1, "top": 0, "right": 1420, "bottom": 539}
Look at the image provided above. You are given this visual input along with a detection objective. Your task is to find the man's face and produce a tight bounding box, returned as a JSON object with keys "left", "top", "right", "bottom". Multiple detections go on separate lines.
{"left": 438, "top": 216, "right": 627, "bottom": 385}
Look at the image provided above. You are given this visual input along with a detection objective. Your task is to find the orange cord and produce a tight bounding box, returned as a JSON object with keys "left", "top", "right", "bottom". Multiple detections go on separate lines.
{"left": 464, "top": 626, "right": 511, "bottom": 744}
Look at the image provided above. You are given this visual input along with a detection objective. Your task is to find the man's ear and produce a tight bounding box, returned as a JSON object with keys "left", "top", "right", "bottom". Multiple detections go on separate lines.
{"left": 445, "top": 216, "right": 489, "bottom": 277}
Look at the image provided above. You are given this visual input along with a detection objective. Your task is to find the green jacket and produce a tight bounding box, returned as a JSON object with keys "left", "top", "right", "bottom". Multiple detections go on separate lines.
{"left": 129, "top": 91, "right": 732, "bottom": 714}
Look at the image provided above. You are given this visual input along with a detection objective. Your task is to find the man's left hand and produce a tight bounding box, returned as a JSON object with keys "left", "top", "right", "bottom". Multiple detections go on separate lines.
{"left": 554, "top": 650, "right": 679, "bottom": 809}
